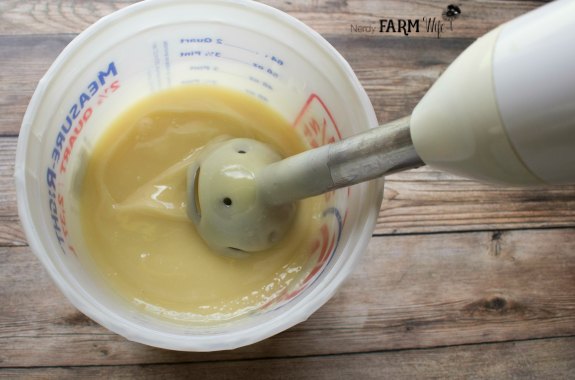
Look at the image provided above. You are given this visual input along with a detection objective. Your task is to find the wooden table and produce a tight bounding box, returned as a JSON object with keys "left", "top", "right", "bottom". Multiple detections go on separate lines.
{"left": 1, "top": 1, "right": 574, "bottom": 378}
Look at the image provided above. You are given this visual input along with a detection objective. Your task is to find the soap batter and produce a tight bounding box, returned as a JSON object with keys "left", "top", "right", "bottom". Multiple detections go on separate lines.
{"left": 80, "top": 86, "right": 325, "bottom": 322}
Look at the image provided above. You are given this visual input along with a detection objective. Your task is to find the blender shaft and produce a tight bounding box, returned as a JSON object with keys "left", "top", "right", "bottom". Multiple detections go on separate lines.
{"left": 258, "top": 116, "right": 424, "bottom": 206}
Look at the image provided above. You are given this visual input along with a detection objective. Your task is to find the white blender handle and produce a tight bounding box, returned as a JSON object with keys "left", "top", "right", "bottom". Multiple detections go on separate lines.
{"left": 410, "top": 0, "right": 575, "bottom": 185}
{"left": 252, "top": 0, "right": 575, "bottom": 207}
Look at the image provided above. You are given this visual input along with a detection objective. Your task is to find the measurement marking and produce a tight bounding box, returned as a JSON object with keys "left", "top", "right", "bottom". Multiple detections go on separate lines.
{"left": 219, "top": 56, "right": 251, "bottom": 65}
{"left": 222, "top": 42, "right": 259, "bottom": 55}
{"left": 218, "top": 70, "right": 246, "bottom": 79}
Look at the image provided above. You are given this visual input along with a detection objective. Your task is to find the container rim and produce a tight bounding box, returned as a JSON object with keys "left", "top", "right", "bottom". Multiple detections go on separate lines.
{"left": 15, "top": 0, "right": 383, "bottom": 351}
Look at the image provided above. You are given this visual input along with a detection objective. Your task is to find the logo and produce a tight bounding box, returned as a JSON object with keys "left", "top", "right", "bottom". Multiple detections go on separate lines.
{"left": 443, "top": 4, "right": 462, "bottom": 31}
{"left": 350, "top": 4, "right": 462, "bottom": 38}
{"left": 46, "top": 61, "right": 121, "bottom": 254}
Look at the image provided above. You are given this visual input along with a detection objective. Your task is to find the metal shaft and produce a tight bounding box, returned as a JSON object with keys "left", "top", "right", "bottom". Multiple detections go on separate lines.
{"left": 258, "top": 116, "right": 424, "bottom": 205}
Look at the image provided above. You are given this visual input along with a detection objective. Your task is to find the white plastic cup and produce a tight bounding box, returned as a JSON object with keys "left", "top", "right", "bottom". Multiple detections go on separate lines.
{"left": 15, "top": 0, "right": 383, "bottom": 351}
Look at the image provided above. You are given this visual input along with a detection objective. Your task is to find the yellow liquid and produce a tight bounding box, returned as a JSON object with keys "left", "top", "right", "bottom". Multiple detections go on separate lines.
{"left": 80, "top": 86, "right": 324, "bottom": 322}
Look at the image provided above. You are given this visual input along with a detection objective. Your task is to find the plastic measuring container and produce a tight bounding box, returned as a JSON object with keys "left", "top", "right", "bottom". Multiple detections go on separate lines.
{"left": 15, "top": 0, "right": 383, "bottom": 351}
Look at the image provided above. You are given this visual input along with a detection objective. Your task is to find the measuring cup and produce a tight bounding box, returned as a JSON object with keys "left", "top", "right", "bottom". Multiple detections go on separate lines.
{"left": 15, "top": 0, "right": 382, "bottom": 351}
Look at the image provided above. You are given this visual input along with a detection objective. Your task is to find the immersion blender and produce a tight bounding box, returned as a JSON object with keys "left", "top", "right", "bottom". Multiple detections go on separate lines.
{"left": 187, "top": 0, "right": 575, "bottom": 253}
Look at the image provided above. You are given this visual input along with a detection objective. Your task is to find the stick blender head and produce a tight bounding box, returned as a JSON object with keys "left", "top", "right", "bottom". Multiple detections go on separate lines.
{"left": 187, "top": 138, "right": 296, "bottom": 255}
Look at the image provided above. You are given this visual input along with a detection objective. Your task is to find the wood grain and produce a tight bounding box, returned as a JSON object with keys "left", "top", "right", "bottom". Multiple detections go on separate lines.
{"left": 1, "top": 336, "right": 573, "bottom": 379}
{"left": 1, "top": 228, "right": 573, "bottom": 367}
{"left": 0, "top": 0, "right": 547, "bottom": 37}
{"left": 376, "top": 168, "right": 575, "bottom": 235}
{"left": 0, "top": 34, "right": 73, "bottom": 136}
{"left": 0, "top": 0, "right": 130, "bottom": 35}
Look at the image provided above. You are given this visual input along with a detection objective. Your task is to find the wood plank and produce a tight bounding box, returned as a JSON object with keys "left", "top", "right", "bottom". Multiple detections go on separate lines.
{"left": 1, "top": 228, "right": 573, "bottom": 366}
{"left": 0, "top": 34, "right": 73, "bottom": 136}
{"left": 376, "top": 167, "right": 575, "bottom": 235}
{"left": 0, "top": 0, "right": 546, "bottom": 37}
{"left": 0, "top": 135, "right": 26, "bottom": 245}
{"left": 0, "top": 216, "right": 26, "bottom": 247}
{"left": 1, "top": 336, "right": 573, "bottom": 379}
{"left": 0, "top": 0, "right": 130, "bottom": 35}
{"left": 0, "top": 138, "right": 17, "bottom": 218}
{"left": 3, "top": 132, "right": 575, "bottom": 246}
